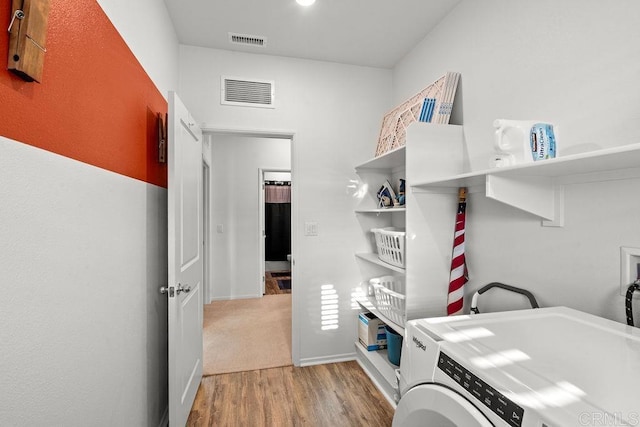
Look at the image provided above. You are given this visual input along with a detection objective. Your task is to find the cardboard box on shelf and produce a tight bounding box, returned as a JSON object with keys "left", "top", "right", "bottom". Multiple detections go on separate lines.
{"left": 358, "top": 312, "right": 387, "bottom": 351}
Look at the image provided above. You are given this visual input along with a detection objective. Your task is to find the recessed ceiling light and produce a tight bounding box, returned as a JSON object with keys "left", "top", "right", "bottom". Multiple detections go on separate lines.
{"left": 296, "top": 0, "right": 315, "bottom": 6}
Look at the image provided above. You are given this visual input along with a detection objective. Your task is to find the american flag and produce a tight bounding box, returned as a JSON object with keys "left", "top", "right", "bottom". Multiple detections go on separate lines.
{"left": 447, "top": 188, "right": 468, "bottom": 315}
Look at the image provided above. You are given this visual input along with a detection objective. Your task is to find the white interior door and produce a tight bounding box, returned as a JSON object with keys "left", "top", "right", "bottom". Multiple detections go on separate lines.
{"left": 166, "top": 91, "right": 203, "bottom": 426}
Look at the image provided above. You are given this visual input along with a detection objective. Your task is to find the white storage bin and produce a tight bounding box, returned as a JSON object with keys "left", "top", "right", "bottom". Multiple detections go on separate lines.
{"left": 371, "top": 227, "right": 406, "bottom": 268}
{"left": 369, "top": 275, "right": 405, "bottom": 294}
{"left": 373, "top": 283, "right": 406, "bottom": 327}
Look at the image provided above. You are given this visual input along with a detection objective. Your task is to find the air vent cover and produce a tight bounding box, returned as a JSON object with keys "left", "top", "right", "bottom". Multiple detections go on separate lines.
{"left": 221, "top": 77, "right": 275, "bottom": 108}
{"left": 228, "top": 32, "right": 267, "bottom": 48}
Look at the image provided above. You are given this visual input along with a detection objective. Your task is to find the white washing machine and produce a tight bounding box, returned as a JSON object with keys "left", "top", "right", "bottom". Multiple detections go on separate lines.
{"left": 393, "top": 306, "right": 640, "bottom": 427}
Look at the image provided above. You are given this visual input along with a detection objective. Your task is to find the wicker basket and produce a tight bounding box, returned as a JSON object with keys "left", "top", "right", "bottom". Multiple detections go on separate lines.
{"left": 373, "top": 283, "right": 406, "bottom": 327}
{"left": 371, "top": 227, "right": 406, "bottom": 268}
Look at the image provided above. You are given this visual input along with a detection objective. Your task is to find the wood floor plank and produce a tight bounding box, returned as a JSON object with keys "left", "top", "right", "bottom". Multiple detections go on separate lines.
{"left": 187, "top": 361, "right": 394, "bottom": 427}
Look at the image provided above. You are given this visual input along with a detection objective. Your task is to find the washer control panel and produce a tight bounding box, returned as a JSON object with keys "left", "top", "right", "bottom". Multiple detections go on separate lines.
{"left": 438, "top": 351, "right": 524, "bottom": 427}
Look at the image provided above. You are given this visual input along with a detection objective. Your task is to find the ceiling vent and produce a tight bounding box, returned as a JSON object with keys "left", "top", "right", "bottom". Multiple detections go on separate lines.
{"left": 221, "top": 77, "right": 275, "bottom": 108}
{"left": 228, "top": 32, "right": 267, "bottom": 48}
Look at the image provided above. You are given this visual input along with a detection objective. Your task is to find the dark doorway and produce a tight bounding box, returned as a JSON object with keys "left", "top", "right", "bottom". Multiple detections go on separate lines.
{"left": 264, "top": 181, "right": 291, "bottom": 261}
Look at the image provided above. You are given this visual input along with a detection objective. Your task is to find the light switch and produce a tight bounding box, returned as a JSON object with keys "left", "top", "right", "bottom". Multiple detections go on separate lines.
{"left": 304, "top": 221, "right": 318, "bottom": 236}
{"left": 217, "top": 224, "right": 224, "bottom": 233}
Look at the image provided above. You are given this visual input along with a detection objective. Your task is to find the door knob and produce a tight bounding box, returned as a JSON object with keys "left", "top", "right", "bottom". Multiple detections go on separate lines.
{"left": 160, "top": 286, "right": 174, "bottom": 297}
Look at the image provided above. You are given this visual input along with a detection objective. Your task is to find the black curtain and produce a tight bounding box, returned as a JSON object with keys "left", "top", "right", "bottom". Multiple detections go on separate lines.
{"left": 265, "top": 203, "right": 291, "bottom": 261}
{"left": 265, "top": 181, "right": 291, "bottom": 261}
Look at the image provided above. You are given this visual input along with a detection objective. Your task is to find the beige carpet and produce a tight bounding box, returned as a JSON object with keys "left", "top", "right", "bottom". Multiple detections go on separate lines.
{"left": 203, "top": 294, "right": 292, "bottom": 376}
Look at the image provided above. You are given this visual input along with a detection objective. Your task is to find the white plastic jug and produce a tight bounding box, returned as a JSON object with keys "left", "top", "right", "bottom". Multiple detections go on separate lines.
{"left": 493, "top": 119, "right": 557, "bottom": 166}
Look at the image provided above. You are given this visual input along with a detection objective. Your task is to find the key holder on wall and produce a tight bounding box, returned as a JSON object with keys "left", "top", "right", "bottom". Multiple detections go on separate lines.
{"left": 7, "top": 0, "right": 50, "bottom": 83}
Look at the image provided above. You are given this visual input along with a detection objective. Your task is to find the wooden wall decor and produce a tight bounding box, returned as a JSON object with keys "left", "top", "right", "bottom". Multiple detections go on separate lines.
{"left": 375, "top": 71, "right": 460, "bottom": 157}
{"left": 7, "top": 0, "right": 50, "bottom": 82}
{"left": 157, "top": 113, "right": 167, "bottom": 163}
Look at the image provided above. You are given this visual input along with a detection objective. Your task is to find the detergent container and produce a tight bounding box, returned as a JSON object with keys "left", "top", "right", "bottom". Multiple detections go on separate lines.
{"left": 492, "top": 119, "right": 557, "bottom": 167}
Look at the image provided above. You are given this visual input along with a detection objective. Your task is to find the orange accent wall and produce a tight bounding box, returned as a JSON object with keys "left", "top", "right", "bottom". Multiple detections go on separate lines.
{"left": 0, "top": 0, "right": 167, "bottom": 187}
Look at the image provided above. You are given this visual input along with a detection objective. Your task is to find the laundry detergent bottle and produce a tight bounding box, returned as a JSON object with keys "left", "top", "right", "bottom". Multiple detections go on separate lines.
{"left": 493, "top": 119, "right": 557, "bottom": 166}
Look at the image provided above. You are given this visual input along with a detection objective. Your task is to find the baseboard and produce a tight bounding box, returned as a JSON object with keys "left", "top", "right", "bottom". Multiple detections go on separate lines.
{"left": 158, "top": 406, "right": 168, "bottom": 427}
{"left": 299, "top": 352, "right": 356, "bottom": 367}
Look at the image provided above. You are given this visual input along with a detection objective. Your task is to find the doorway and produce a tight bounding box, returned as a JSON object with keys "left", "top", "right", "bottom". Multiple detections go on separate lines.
{"left": 201, "top": 129, "right": 299, "bottom": 370}
{"left": 261, "top": 170, "right": 292, "bottom": 295}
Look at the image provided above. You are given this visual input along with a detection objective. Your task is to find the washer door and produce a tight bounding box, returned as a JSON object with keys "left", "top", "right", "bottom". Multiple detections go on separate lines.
{"left": 393, "top": 383, "right": 494, "bottom": 427}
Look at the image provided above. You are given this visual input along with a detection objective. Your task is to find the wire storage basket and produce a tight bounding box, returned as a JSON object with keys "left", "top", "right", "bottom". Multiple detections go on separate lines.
{"left": 371, "top": 227, "right": 406, "bottom": 268}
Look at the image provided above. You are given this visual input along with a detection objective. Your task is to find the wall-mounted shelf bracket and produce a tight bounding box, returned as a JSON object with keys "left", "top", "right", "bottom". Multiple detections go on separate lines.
{"left": 485, "top": 174, "right": 563, "bottom": 226}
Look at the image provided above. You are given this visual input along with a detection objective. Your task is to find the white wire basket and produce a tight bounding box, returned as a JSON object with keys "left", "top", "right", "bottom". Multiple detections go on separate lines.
{"left": 373, "top": 283, "right": 406, "bottom": 327}
{"left": 371, "top": 227, "right": 406, "bottom": 268}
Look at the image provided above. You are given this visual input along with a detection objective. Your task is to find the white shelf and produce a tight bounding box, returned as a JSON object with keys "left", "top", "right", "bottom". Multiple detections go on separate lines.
{"left": 353, "top": 137, "right": 407, "bottom": 407}
{"left": 354, "top": 341, "right": 399, "bottom": 405}
{"left": 413, "top": 142, "right": 640, "bottom": 188}
{"left": 355, "top": 253, "right": 406, "bottom": 274}
{"left": 411, "top": 143, "right": 640, "bottom": 225}
{"left": 355, "top": 207, "right": 406, "bottom": 214}
{"left": 357, "top": 297, "right": 404, "bottom": 334}
{"left": 355, "top": 146, "right": 405, "bottom": 171}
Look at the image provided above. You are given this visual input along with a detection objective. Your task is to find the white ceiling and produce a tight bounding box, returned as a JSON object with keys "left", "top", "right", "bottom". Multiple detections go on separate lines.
{"left": 163, "top": 0, "right": 462, "bottom": 68}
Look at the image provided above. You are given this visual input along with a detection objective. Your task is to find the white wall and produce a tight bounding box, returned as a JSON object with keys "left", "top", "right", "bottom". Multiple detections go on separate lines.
{"left": 208, "top": 134, "right": 291, "bottom": 299}
{"left": 0, "top": 138, "right": 168, "bottom": 425}
{"left": 179, "top": 46, "right": 393, "bottom": 363}
{"left": 97, "top": 0, "right": 180, "bottom": 97}
{"left": 265, "top": 171, "right": 292, "bottom": 181}
{"left": 393, "top": 0, "right": 640, "bottom": 322}
{"left": 0, "top": 1, "right": 180, "bottom": 424}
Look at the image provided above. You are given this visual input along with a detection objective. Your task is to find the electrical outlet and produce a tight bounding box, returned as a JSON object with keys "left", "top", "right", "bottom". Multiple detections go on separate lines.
{"left": 620, "top": 246, "right": 640, "bottom": 296}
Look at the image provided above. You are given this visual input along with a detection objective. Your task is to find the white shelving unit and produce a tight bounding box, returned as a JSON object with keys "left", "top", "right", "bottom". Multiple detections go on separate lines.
{"left": 411, "top": 140, "right": 640, "bottom": 226}
{"left": 355, "top": 207, "right": 406, "bottom": 214}
{"left": 354, "top": 341, "right": 399, "bottom": 406}
{"left": 355, "top": 253, "right": 405, "bottom": 274}
{"left": 353, "top": 144, "right": 407, "bottom": 405}
{"left": 357, "top": 295, "right": 404, "bottom": 334}
{"left": 353, "top": 123, "right": 476, "bottom": 404}
{"left": 356, "top": 146, "right": 405, "bottom": 170}
{"left": 353, "top": 122, "right": 640, "bottom": 405}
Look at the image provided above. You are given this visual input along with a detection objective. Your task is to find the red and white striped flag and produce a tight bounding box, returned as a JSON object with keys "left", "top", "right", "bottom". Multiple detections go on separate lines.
{"left": 447, "top": 188, "right": 468, "bottom": 315}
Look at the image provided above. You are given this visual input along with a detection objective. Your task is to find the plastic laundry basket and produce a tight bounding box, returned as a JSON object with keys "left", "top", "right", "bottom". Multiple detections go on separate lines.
{"left": 385, "top": 325, "right": 403, "bottom": 366}
{"left": 371, "top": 227, "right": 406, "bottom": 268}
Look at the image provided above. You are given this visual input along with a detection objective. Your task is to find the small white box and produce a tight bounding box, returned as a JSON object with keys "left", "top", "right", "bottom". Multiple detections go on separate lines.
{"left": 358, "top": 312, "right": 387, "bottom": 351}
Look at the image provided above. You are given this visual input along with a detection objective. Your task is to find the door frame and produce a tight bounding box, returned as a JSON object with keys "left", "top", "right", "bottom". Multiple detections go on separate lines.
{"left": 201, "top": 127, "right": 300, "bottom": 366}
{"left": 259, "top": 167, "right": 292, "bottom": 295}
{"left": 202, "top": 160, "right": 211, "bottom": 304}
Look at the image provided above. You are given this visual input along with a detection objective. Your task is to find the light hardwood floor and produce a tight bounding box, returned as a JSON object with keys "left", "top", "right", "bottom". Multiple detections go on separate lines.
{"left": 187, "top": 361, "right": 395, "bottom": 426}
